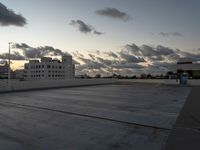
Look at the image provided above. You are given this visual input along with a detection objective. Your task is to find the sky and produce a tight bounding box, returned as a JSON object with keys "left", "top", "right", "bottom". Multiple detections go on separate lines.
{"left": 0, "top": 0, "right": 200, "bottom": 76}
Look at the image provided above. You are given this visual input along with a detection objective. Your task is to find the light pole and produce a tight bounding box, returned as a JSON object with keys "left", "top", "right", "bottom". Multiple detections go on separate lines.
{"left": 8, "top": 42, "right": 13, "bottom": 88}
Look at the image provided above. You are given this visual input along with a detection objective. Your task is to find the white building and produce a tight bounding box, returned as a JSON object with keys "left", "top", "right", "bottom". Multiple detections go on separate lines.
{"left": 175, "top": 58, "right": 200, "bottom": 79}
{"left": 24, "top": 56, "right": 75, "bottom": 80}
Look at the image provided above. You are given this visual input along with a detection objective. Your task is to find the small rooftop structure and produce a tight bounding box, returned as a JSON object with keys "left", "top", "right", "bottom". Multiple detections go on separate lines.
{"left": 176, "top": 57, "right": 200, "bottom": 78}
{"left": 41, "top": 57, "right": 52, "bottom": 62}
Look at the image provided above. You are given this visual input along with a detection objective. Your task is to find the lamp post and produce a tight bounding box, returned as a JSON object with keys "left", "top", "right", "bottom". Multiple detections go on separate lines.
{"left": 8, "top": 42, "right": 13, "bottom": 88}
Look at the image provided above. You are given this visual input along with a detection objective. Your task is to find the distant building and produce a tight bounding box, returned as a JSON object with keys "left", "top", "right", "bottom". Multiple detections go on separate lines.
{"left": 24, "top": 56, "right": 75, "bottom": 80}
{"left": 0, "top": 63, "right": 8, "bottom": 79}
{"left": 176, "top": 58, "right": 200, "bottom": 78}
{"left": 13, "top": 69, "right": 25, "bottom": 80}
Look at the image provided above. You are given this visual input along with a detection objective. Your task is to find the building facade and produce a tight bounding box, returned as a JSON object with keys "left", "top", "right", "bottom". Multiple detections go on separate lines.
{"left": 24, "top": 56, "right": 75, "bottom": 80}
{"left": 176, "top": 58, "right": 200, "bottom": 79}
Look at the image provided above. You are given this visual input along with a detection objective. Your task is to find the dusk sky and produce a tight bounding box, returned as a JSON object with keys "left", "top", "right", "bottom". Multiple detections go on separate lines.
{"left": 0, "top": 0, "right": 200, "bottom": 76}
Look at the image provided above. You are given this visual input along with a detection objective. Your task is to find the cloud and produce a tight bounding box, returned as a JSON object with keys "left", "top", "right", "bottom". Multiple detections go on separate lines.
{"left": 0, "top": 43, "right": 73, "bottom": 61}
{"left": 69, "top": 20, "right": 92, "bottom": 34}
{"left": 96, "top": 57, "right": 115, "bottom": 66}
{"left": 93, "top": 30, "right": 104, "bottom": 35}
{"left": 76, "top": 56, "right": 105, "bottom": 70}
{"left": 105, "top": 51, "right": 118, "bottom": 58}
{"left": 3, "top": 42, "right": 200, "bottom": 77}
{"left": 126, "top": 44, "right": 175, "bottom": 60}
{"left": 119, "top": 51, "right": 146, "bottom": 63}
{"left": 88, "top": 54, "right": 96, "bottom": 60}
{"left": 95, "top": 8, "right": 131, "bottom": 21}
{"left": 14, "top": 43, "right": 71, "bottom": 59}
{"left": 0, "top": 2, "right": 27, "bottom": 26}
{"left": 178, "top": 50, "right": 200, "bottom": 62}
{"left": 112, "top": 61, "right": 144, "bottom": 69}
{"left": 69, "top": 20, "right": 104, "bottom": 35}
{"left": 126, "top": 44, "right": 140, "bottom": 55}
{"left": 0, "top": 51, "right": 25, "bottom": 60}
{"left": 159, "top": 32, "right": 182, "bottom": 37}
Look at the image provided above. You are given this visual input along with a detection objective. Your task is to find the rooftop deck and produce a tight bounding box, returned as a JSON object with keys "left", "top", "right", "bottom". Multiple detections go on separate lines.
{"left": 0, "top": 83, "right": 191, "bottom": 150}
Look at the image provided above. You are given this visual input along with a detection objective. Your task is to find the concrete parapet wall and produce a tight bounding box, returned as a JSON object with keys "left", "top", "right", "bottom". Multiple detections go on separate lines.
{"left": 187, "top": 80, "right": 200, "bottom": 86}
{"left": 0, "top": 79, "right": 117, "bottom": 92}
{"left": 119, "top": 79, "right": 200, "bottom": 86}
{"left": 1, "top": 79, "right": 200, "bottom": 93}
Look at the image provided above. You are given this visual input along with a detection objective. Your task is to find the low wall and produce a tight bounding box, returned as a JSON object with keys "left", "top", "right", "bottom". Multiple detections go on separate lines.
{"left": 119, "top": 79, "right": 200, "bottom": 86}
{"left": 0, "top": 79, "right": 117, "bottom": 92}
{"left": 1, "top": 79, "right": 200, "bottom": 93}
{"left": 187, "top": 80, "right": 200, "bottom": 86}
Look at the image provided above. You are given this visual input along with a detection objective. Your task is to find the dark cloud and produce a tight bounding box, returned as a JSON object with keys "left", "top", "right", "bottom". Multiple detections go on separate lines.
{"left": 119, "top": 51, "right": 146, "bottom": 63}
{"left": 74, "top": 43, "right": 200, "bottom": 76}
{"left": 74, "top": 51, "right": 145, "bottom": 76}
{"left": 14, "top": 43, "right": 30, "bottom": 49}
{"left": 156, "top": 45, "right": 174, "bottom": 55}
{"left": 126, "top": 44, "right": 140, "bottom": 55}
{"left": 112, "top": 61, "right": 144, "bottom": 69}
{"left": 140, "top": 45, "right": 157, "bottom": 56}
{"left": 69, "top": 20, "right": 104, "bottom": 35}
{"left": 95, "top": 8, "right": 131, "bottom": 21}
{"left": 93, "top": 30, "right": 104, "bottom": 35}
{"left": 14, "top": 43, "right": 71, "bottom": 58}
{"left": 0, "top": 51, "right": 25, "bottom": 60}
{"left": 76, "top": 57, "right": 105, "bottom": 70}
{"left": 159, "top": 32, "right": 182, "bottom": 37}
{"left": 69, "top": 20, "right": 92, "bottom": 34}
{"left": 96, "top": 57, "right": 115, "bottom": 66}
{"left": 3, "top": 42, "right": 199, "bottom": 76}
{"left": 0, "top": 2, "right": 27, "bottom": 26}
{"left": 126, "top": 44, "right": 175, "bottom": 61}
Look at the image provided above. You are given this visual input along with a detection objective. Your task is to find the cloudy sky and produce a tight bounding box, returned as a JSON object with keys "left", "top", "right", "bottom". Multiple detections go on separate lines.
{"left": 0, "top": 0, "right": 200, "bottom": 76}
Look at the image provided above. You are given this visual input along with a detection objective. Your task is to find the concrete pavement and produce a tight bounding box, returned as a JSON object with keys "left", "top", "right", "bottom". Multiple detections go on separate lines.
{"left": 0, "top": 84, "right": 191, "bottom": 150}
{"left": 164, "top": 86, "right": 200, "bottom": 150}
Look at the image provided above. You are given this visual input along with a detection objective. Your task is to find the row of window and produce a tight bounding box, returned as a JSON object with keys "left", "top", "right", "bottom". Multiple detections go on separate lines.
{"left": 29, "top": 70, "right": 66, "bottom": 73}
{"left": 26, "top": 65, "right": 66, "bottom": 69}
{"left": 30, "top": 75, "right": 65, "bottom": 78}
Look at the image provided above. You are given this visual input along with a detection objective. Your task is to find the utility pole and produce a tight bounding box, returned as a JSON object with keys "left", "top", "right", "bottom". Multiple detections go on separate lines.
{"left": 8, "top": 42, "right": 13, "bottom": 89}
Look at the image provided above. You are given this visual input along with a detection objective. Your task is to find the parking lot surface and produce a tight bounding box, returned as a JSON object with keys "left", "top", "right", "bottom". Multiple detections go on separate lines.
{"left": 0, "top": 83, "right": 191, "bottom": 150}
